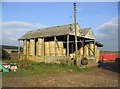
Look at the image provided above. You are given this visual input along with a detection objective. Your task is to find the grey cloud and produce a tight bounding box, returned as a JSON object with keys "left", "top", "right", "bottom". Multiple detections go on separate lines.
{"left": 95, "top": 17, "right": 118, "bottom": 51}
{"left": 2, "top": 21, "right": 47, "bottom": 46}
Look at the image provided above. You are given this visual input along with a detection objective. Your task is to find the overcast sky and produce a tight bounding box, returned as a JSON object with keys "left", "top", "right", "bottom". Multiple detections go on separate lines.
{"left": 1, "top": 2, "right": 119, "bottom": 51}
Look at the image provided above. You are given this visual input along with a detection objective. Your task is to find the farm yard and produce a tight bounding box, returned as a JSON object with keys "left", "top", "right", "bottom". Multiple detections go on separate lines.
{"left": 2, "top": 60, "right": 119, "bottom": 87}
{"left": 1, "top": 2, "right": 119, "bottom": 88}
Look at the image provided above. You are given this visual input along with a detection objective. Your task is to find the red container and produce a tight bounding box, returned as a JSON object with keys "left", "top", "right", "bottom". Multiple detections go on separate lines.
{"left": 100, "top": 53, "right": 116, "bottom": 61}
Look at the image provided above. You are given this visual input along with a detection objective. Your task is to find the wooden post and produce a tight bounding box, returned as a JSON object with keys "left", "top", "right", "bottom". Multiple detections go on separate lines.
{"left": 74, "top": 2, "right": 78, "bottom": 62}
{"left": 42, "top": 38, "right": 45, "bottom": 62}
{"left": 102, "top": 47, "right": 104, "bottom": 61}
{"left": 18, "top": 40, "right": 20, "bottom": 59}
{"left": 54, "top": 36, "right": 56, "bottom": 56}
{"left": 25, "top": 39, "right": 27, "bottom": 60}
{"left": 83, "top": 38, "right": 85, "bottom": 56}
{"left": 67, "top": 35, "right": 69, "bottom": 56}
{"left": 94, "top": 39, "right": 96, "bottom": 61}
{"left": 34, "top": 38, "right": 36, "bottom": 61}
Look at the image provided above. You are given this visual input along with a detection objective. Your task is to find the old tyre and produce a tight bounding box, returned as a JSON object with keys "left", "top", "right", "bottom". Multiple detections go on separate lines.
{"left": 81, "top": 57, "right": 88, "bottom": 65}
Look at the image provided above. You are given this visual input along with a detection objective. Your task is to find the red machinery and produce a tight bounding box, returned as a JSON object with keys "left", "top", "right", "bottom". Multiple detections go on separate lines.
{"left": 100, "top": 53, "right": 117, "bottom": 61}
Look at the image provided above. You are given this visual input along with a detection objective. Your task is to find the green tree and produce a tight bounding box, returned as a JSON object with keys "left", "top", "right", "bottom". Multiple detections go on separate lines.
{"left": 2, "top": 49, "right": 11, "bottom": 59}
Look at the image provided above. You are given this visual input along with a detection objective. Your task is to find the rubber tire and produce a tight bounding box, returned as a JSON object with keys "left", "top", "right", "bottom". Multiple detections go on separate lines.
{"left": 81, "top": 57, "right": 88, "bottom": 65}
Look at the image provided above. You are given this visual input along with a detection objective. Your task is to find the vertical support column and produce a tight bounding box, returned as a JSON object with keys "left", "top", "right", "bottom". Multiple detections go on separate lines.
{"left": 102, "top": 47, "right": 104, "bottom": 61}
{"left": 34, "top": 38, "right": 36, "bottom": 61}
{"left": 42, "top": 38, "right": 45, "bottom": 62}
{"left": 18, "top": 40, "right": 20, "bottom": 59}
{"left": 25, "top": 39, "right": 27, "bottom": 60}
{"left": 94, "top": 39, "right": 96, "bottom": 62}
{"left": 83, "top": 38, "right": 85, "bottom": 56}
{"left": 67, "top": 35, "right": 69, "bottom": 56}
{"left": 94, "top": 39, "right": 96, "bottom": 56}
{"left": 74, "top": 2, "right": 77, "bottom": 61}
{"left": 54, "top": 36, "right": 56, "bottom": 56}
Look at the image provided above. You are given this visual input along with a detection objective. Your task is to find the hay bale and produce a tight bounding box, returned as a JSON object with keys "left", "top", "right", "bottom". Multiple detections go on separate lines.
{"left": 79, "top": 47, "right": 83, "bottom": 55}
{"left": 30, "top": 39, "right": 34, "bottom": 45}
{"left": 29, "top": 45, "right": 34, "bottom": 55}
{"left": 63, "top": 48, "right": 66, "bottom": 56}
{"left": 96, "top": 49, "right": 100, "bottom": 61}
{"left": 23, "top": 40, "right": 26, "bottom": 55}
{"left": 49, "top": 47, "right": 55, "bottom": 56}
{"left": 49, "top": 41, "right": 55, "bottom": 48}
{"left": 29, "top": 39, "right": 35, "bottom": 56}
{"left": 26, "top": 41, "right": 29, "bottom": 59}
{"left": 49, "top": 41, "right": 55, "bottom": 56}
{"left": 56, "top": 41, "right": 63, "bottom": 48}
{"left": 84, "top": 44, "right": 89, "bottom": 55}
{"left": 37, "top": 50, "right": 42, "bottom": 56}
{"left": 56, "top": 47, "right": 63, "bottom": 56}
{"left": 45, "top": 42, "right": 49, "bottom": 49}
{"left": 37, "top": 42, "right": 42, "bottom": 50}
{"left": 45, "top": 48, "right": 50, "bottom": 56}
{"left": 38, "top": 38, "right": 43, "bottom": 43}
{"left": 89, "top": 43, "right": 94, "bottom": 55}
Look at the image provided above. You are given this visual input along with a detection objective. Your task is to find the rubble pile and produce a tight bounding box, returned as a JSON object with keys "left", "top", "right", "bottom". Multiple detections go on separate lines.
{"left": 0, "top": 63, "right": 18, "bottom": 72}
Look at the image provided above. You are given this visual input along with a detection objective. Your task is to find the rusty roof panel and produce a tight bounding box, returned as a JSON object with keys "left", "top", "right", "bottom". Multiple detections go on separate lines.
{"left": 18, "top": 23, "right": 91, "bottom": 40}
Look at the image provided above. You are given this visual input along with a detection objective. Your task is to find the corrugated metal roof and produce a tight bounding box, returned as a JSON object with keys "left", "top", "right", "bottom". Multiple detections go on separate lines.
{"left": 19, "top": 23, "right": 75, "bottom": 40}
{"left": 18, "top": 23, "right": 91, "bottom": 40}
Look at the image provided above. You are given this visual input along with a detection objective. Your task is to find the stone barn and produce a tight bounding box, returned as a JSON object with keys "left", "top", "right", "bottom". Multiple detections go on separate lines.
{"left": 18, "top": 23, "right": 103, "bottom": 66}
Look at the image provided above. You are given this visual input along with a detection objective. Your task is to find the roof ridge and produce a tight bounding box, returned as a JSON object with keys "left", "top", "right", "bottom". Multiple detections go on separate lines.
{"left": 28, "top": 23, "right": 74, "bottom": 32}
{"left": 43, "top": 23, "right": 74, "bottom": 29}
{"left": 80, "top": 27, "right": 91, "bottom": 29}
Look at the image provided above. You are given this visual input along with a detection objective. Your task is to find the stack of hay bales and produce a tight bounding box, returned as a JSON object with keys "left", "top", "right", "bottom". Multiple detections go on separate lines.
{"left": 23, "top": 40, "right": 30, "bottom": 59}
{"left": 89, "top": 43, "right": 94, "bottom": 55}
{"left": 49, "top": 41, "right": 55, "bottom": 56}
{"left": 45, "top": 42, "right": 50, "bottom": 56}
{"left": 79, "top": 47, "right": 83, "bottom": 56}
{"left": 44, "top": 41, "right": 66, "bottom": 56}
{"left": 23, "top": 40, "right": 26, "bottom": 55}
{"left": 95, "top": 46, "right": 97, "bottom": 58}
{"left": 97, "top": 50, "right": 100, "bottom": 59}
{"left": 26, "top": 41, "right": 29, "bottom": 59}
{"left": 36, "top": 38, "right": 43, "bottom": 56}
{"left": 62, "top": 48, "right": 66, "bottom": 56}
{"left": 96, "top": 49, "right": 100, "bottom": 62}
{"left": 29, "top": 39, "right": 34, "bottom": 56}
{"left": 84, "top": 44, "right": 89, "bottom": 56}
{"left": 56, "top": 42, "right": 63, "bottom": 56}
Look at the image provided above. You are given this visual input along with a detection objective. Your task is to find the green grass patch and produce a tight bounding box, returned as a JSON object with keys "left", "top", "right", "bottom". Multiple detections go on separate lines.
{"left": 2, "top": 60, "right": 90, "bottom": 76}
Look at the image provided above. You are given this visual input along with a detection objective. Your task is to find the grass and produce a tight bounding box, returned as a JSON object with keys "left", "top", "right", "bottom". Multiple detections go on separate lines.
{"left": 2, "top": 59, "right": 90, "bottom": 76}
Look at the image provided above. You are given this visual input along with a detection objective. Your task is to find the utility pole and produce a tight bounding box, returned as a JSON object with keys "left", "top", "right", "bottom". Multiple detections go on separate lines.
{"left": 74, "top": 2, "right": 78, "bottom": 63}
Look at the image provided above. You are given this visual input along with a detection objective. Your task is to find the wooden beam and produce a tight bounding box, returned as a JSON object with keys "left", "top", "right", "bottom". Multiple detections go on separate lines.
{"left": 54, "top": 36, "right": 56, "bottom": 56}
{"left": 34, "top": 38, "right": 36, "bottom": 61}
{"left": 18, "top": 40, "right": 20, "bottom": 60}
{"left": 94, "top": 39, "right": 96, "bottom": 56}
{"left": 25, "top": 39, "right": 27, "bottom": 60}
{"left": 42, "top": 38, "right": 45, "bottom": 62}
{"left": 102, "top": 47, "right": 104, "bottom": 61}
{"left": 67, "top": 35, "right": 69, "bottom": 56}
{"left": 74, "top": 2, "right": 78, "bottom": 61}
{"left": 83, "top": 38, "right": 85, "bottom": 56}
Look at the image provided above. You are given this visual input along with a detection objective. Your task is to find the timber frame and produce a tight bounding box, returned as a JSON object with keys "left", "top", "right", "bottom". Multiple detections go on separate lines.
{"left": 18, "top": 23, "right": 103, "bottom": 66}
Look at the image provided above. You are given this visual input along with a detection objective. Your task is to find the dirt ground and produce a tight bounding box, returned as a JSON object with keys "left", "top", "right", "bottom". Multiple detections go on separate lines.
{"left": 2, "top": 63, "right": 119, "bottom": 87}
